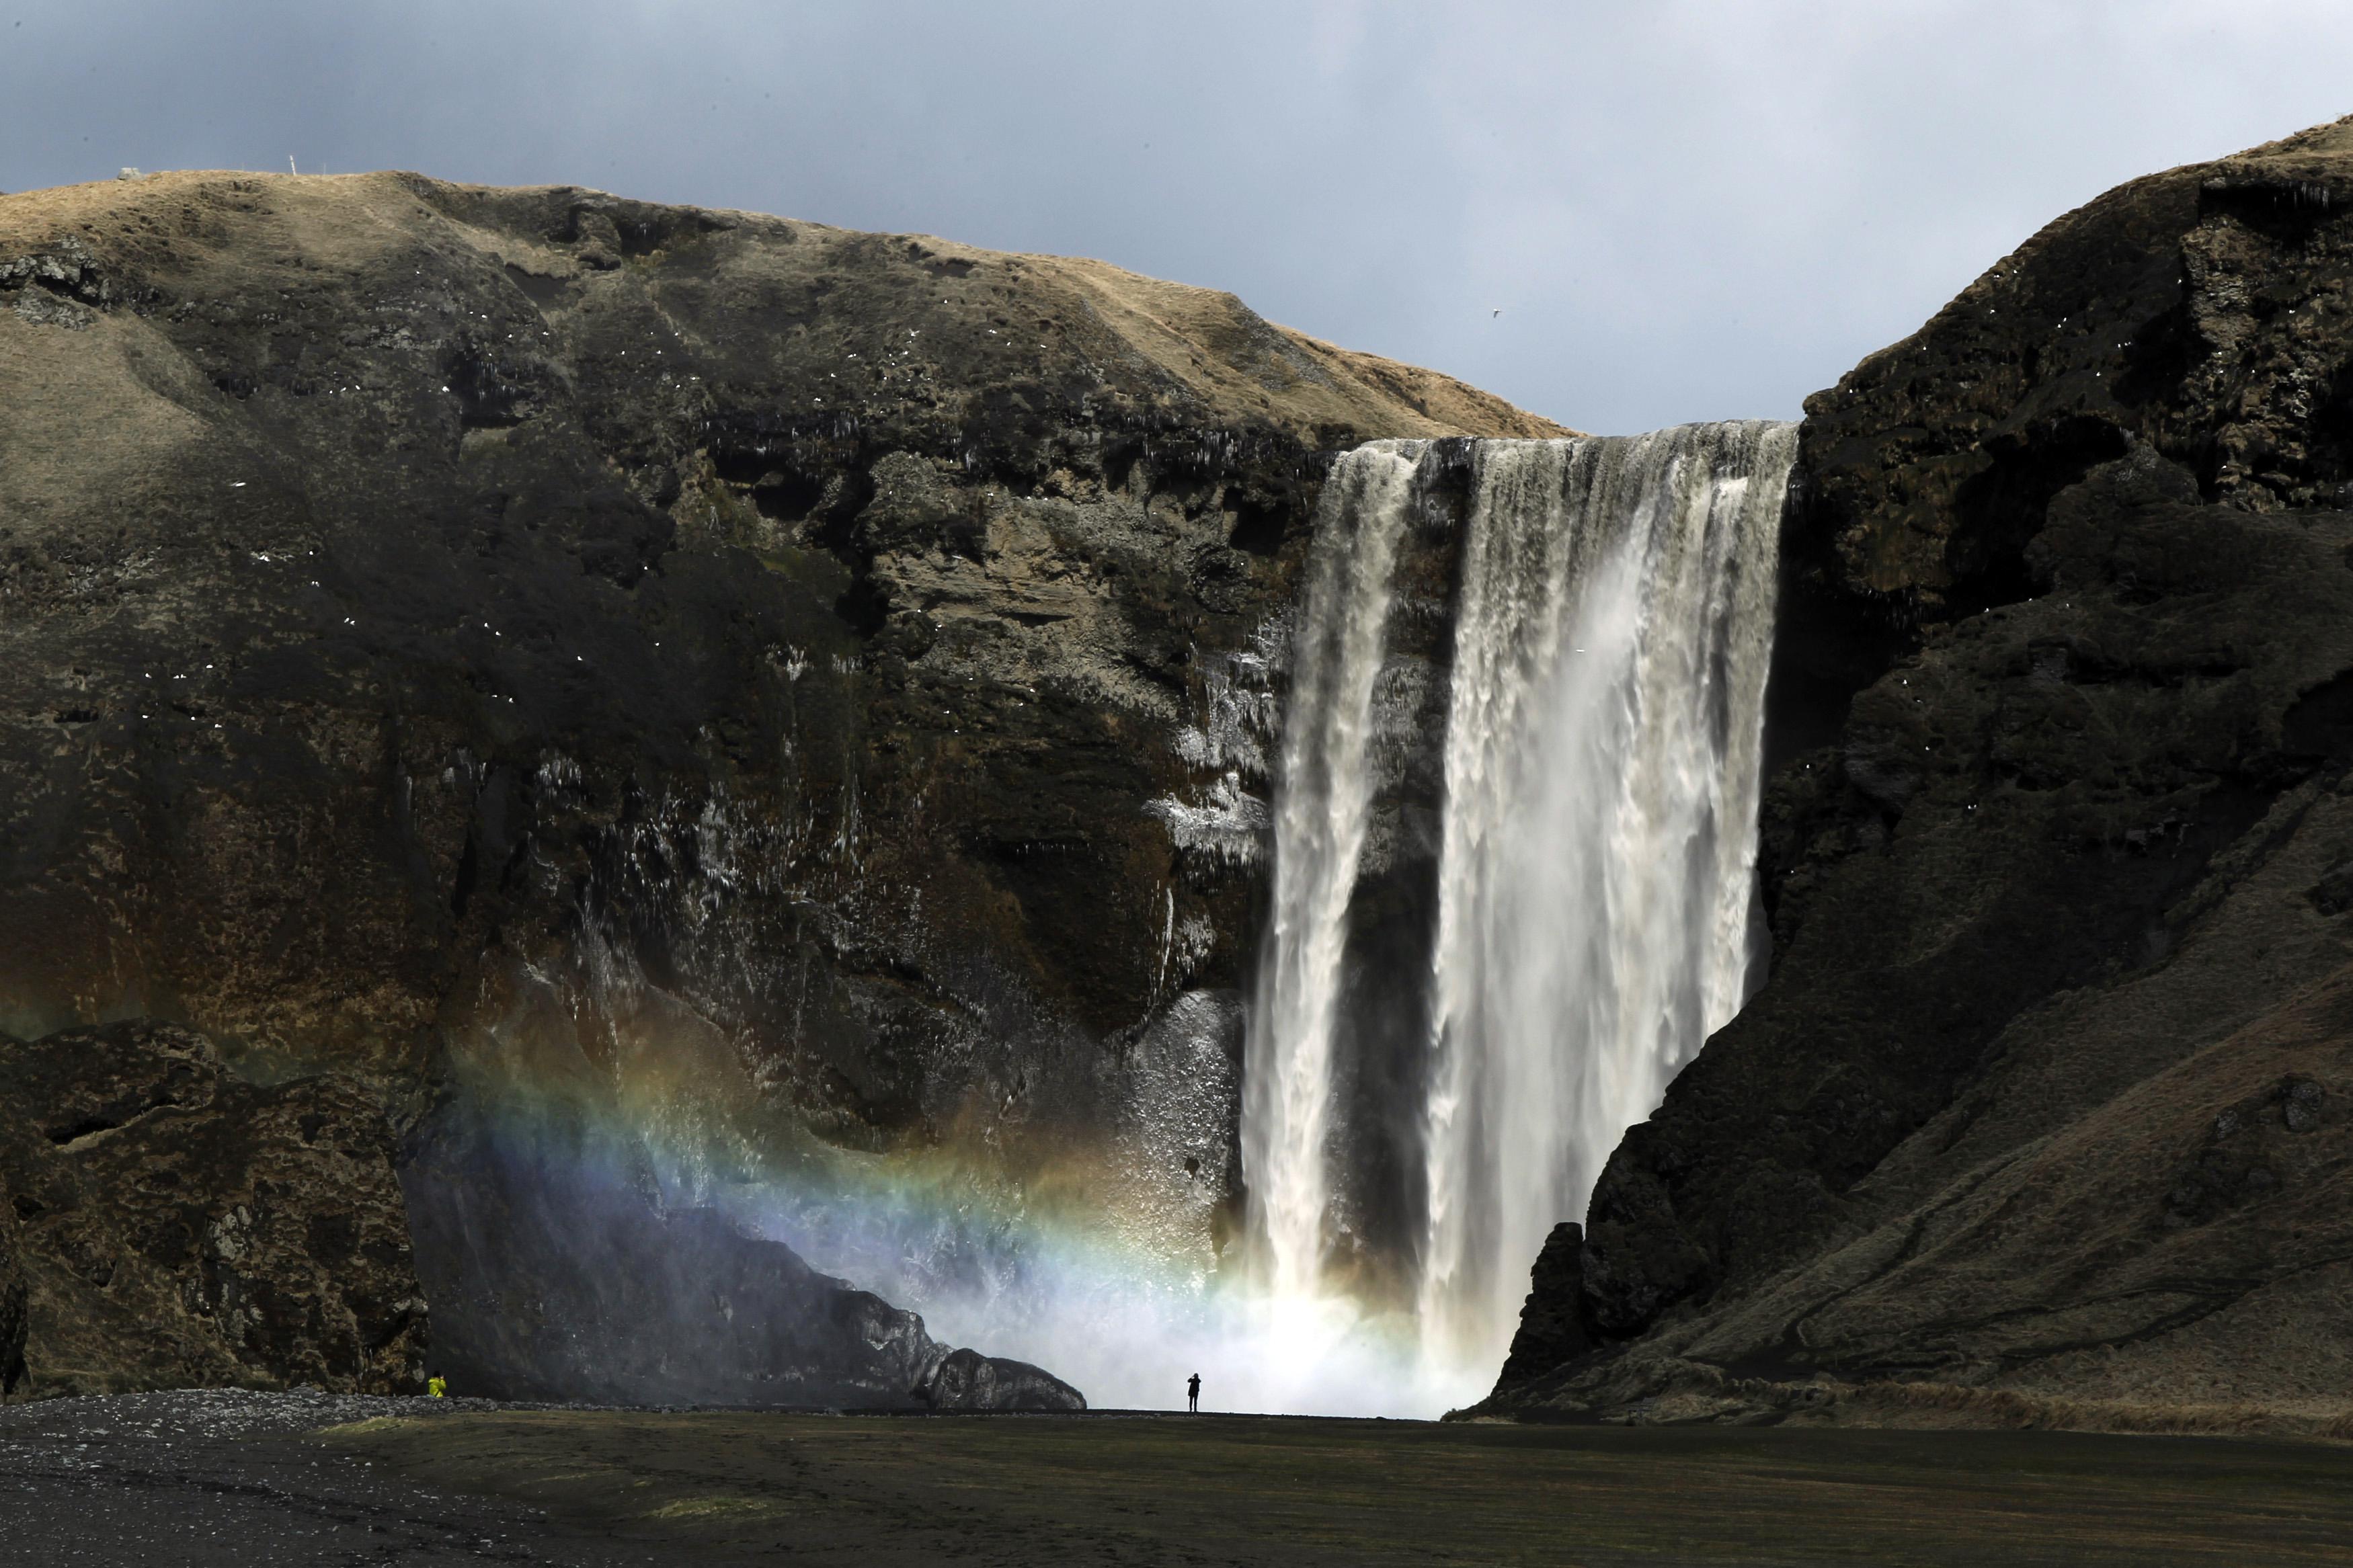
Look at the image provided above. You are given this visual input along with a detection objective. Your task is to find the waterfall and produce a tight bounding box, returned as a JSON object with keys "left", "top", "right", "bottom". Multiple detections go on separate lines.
{"left": 1242, "top": 442, "right": 1421, "bottom": 1300}
{"left": 1244, "top": 422, "right": 1795, "bottom": 1377}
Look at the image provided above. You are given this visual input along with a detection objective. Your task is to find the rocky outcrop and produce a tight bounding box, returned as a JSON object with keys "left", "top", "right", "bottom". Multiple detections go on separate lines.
{"left": 0, "top": 1020, "right": 426, "bottom": 1397}
{"left": 1491, "top": 1222, "right": 1591, "bottom": 1393}
{"left": 920, "top": 1347, "right": 1086, "bottom": 1412}
{"left": 400, "top": 1096, "right": 1084, "bottom": 1409}
{"left": 1482, "top": 116, "right": 2353, "bottom": 1423}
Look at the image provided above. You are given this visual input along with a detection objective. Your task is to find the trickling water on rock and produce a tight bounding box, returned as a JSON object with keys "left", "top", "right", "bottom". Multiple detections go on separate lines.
{"left": 1245, "top": 423, "right": 1796, "bottom": 1385}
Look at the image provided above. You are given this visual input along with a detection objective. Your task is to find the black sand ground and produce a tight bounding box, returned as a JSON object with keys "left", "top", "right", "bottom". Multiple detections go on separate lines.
{"left": 5, "top": 1391, "right": 2352, "bottom": 1565}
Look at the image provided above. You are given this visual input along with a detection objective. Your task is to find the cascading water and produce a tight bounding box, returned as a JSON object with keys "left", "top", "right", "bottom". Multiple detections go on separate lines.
{"left": 1415, "top": 425, "right": 1794, "bottom": 1370}
{"left": 1245, "top": 422, "right": 1796, "bottom": 1391}
{"left": 1242, "top": 444, "right": 1420, "bottom": 1301}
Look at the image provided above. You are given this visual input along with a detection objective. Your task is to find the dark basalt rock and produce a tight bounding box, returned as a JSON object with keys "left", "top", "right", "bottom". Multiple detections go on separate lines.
{"left": 1487, "top": 1221, "right": 1591, "bottom": 1396}
{"left": 0, "top": 1165, "right": 26, "bottom": 1399}
{"left": 0, "top": 1021, "right": 426, "bottom": 1397}
{"left": 920, "top": 1346, "right": 1086, "bottom": 1412}
{"left": 1490, "top": 114, "right": 2353, "bottom": 1422}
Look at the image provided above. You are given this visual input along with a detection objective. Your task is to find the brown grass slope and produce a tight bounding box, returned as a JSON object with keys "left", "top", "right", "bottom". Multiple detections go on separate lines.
{"left": 0, "top": 169, "right": 1565, "bottom": 465}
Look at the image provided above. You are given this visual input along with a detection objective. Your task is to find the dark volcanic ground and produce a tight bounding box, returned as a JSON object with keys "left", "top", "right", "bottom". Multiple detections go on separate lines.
{"left": 5, "top": 1391, "right": 2353, "bottom": 1566}
{"left": 0, "top": 1391, "right": 651, "bottom": 1565}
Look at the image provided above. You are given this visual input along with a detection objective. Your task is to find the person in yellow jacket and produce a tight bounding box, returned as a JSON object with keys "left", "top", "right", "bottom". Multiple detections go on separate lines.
{"left": 427, "top": 1374, "right": 446, "bottom": 1398}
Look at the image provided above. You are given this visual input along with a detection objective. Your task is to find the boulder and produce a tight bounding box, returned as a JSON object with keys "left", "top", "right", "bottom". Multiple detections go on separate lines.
{"left": 919, "top": 1347, "right": 1086, "bottom": 1413}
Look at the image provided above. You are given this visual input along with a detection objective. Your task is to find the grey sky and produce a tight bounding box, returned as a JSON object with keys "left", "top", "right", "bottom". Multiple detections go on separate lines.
{"left": 4, "top": 1, "right": 2347, "bottom": 433}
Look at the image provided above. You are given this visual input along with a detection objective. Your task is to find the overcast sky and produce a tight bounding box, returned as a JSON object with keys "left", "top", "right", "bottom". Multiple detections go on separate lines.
{"left": 4, "top": 1, "right": 2348, "bottom": 432}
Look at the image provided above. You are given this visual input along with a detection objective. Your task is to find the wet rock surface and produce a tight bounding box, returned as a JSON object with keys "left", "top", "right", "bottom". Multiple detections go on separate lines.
{"left": 917, "top": 1346, "right": 1085, "bottom": 1412}
{"left": 1493, "top": 116, "right": 2353, "bottom": 1419}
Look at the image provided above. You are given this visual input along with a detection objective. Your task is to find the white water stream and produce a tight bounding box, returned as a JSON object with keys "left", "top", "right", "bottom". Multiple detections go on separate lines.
{"left": 1244, "top": 423, "right": 1797, "bottom": 1394}
{"left": 1241, "top": 445, "right": 1419, "bottom": 1301}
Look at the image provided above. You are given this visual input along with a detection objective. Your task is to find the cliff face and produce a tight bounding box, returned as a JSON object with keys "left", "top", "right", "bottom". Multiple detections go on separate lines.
{"left": 46, "top": 129, "right": 2351, "bottom": 1425}
{"left": 1488, "top": 117, "right": 2353, "bottom": 1422}
{"left": 0, "top": 1021, "right": 425, "bottom": 1397}
{"left": 0, "top": 170, "right": 1559, "bottom": 1397}
{"left": 0, "top": 1162, "right": 24, "bottom": 1397}
{"left": 0, "top": 169, "right": 1552, "bottom": 1081}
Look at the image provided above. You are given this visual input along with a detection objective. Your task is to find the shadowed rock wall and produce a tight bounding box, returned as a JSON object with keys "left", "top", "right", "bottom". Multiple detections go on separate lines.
{"left": 0, "top": 1021, "right": 426, "bottom": 1397}
{"left": 1480, "top": 116, "right": 2353, "bottom": 1423}
{"left": 0, "top": 1165, "right": 24, "bottom": 1397}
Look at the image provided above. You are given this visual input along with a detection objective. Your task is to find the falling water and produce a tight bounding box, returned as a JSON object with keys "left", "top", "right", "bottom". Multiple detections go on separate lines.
{"left": 1242, "top": 443, "right": 1421, "bottom": 1301}
{"left": 1245, "top": 422, "right": 1796, "bottom": 1387}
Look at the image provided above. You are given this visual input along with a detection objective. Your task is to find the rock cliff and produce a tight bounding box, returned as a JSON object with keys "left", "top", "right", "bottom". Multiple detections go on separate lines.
{"left": 1482, "top": 116, "right": 2353, "bottom": 1423}
{"left": 0, "top": 168, "right": 1550, "bottom": 1083}
{"left": 0, "top": 1163, "right": 25, "bottom": 1398}
{"left": 0, "top": 1020, "right": 425, "bottom": 1396}
{"left": 43, "top": 124, "right": 2349, "bottom": 1426}
{"left": 0, "top": 169, "right": 1560, "bottom": 1400}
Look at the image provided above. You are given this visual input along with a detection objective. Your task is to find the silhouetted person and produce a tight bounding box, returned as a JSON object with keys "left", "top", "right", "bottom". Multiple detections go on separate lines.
{"left": 1187, "top": 1372, "right": 1201, "bottom": 1413}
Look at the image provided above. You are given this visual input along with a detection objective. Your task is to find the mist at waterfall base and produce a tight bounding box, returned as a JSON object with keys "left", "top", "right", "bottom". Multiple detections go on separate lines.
{"left": 410, "top": 427, "right": 1793, "bottom": 1419}
{"left": 721, "top": 1142, "right": 1460, "bottom": 1418}
{"left": 408, "top": 1084, "right": 1455, "bottom": 1415}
